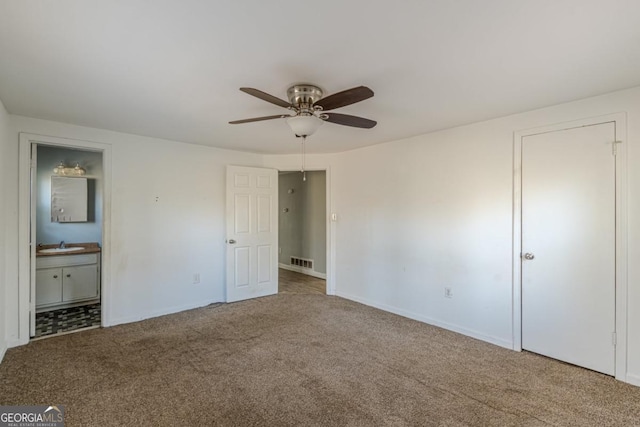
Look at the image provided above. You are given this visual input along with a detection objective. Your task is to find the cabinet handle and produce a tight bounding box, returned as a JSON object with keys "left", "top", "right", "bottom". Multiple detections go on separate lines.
{"left": 66, "top": 274, "right": 71, "bottom": 278}
{"left": 53, "top": 275, "right": 58, "bottom": 279}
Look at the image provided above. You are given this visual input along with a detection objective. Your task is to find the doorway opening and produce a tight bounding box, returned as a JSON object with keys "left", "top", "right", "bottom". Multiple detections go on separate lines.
{"left": 32, "top": 144, "right": 103, "bottom": 339}
{"left": 278, "top": 170, "right": 327, "bottom": 295}
{"left": 18, "top": 133, "right": 111, "bottom": 347}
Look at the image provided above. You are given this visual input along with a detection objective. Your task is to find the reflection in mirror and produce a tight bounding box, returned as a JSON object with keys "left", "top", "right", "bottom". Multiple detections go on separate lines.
{"left": 51, "top": 176, "right": 88, "bottom": 222}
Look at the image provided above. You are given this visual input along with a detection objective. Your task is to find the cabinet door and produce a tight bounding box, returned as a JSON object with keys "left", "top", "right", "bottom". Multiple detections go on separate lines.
{"left": 62, "top": 265, "right": 98, "bottom": 302}
{"left": 36, "top": 268, "right": 63, "bottom": 306}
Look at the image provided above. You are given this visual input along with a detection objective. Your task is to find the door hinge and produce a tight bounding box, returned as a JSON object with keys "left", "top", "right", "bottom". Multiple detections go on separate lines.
{"left": 612, "top": 140, "right": 622, "bottom": 156}
{"left": 612, "top": 332, "right": 617, "bottom": 346}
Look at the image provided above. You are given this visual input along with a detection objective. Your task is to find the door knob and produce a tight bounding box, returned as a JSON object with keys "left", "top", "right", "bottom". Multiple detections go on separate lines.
{"left": 227, "top": 239, "right": 236, "bottom": 244}
{"left": 523, "top": 253, "right": 535, "bottom": 260}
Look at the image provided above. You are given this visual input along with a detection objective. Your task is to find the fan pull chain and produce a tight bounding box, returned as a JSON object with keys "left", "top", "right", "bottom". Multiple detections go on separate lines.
{"left": 301, "top": 136, "right": 307, "bottom": 182}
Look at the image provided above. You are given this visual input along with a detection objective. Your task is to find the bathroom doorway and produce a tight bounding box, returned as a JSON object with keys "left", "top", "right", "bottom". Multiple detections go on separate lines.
{"left": 278, "top": 170, "right": 328, "bottom": 295}
{"left": 17, "top": 133, "right": 111, "bottom": 347}
{"left": 31, "top": 144, "right": 104, "bottom": 338}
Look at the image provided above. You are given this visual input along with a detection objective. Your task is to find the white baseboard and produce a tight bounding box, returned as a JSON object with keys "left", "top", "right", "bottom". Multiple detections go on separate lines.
{"left": 106, "top": 298, "right": 221, "bottom": 327}
{"left": 279, "top": 263, "right": 326, "bottom": 279}
{"left": 0, "top": 343, "right": 6, "bottom": 364}
{"left": 626, "top": 373, "right": 640, "bottom": 387}
{"left": 8, "top": 337, "right": 29, "bottom": 348}
{"left": 335, "top": 290, "right": 513, "bottom": 350}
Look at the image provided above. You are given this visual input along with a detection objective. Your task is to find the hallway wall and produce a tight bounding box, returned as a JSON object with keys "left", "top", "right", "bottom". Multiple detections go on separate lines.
{"left": 278, "top": 171, "right": 326, "bottom": 275}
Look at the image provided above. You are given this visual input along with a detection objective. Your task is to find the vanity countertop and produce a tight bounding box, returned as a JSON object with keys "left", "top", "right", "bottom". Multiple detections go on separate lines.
{"left": 36, "top": 242, "right": 101, "bottom": 257}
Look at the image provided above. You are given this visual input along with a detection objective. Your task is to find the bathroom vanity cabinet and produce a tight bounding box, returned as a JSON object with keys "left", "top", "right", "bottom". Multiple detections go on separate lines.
{"left": 36, "top": 253, "right": 100, "bottom": 310}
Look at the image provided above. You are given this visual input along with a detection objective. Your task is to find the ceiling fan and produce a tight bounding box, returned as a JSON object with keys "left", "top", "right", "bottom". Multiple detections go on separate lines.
{"left": 229, "top": 84, "right": 377, "bottom": 137}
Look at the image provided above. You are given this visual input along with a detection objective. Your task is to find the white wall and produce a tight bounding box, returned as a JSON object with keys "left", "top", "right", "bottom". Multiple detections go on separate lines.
{"left": 264, "top": 85, "right": 640, "bottom": 385}
{"left": 4, "top": 116, "right": 261, "bottom": 345}
{"left": 0, "top": 98, "right": 9, "bottom": 362}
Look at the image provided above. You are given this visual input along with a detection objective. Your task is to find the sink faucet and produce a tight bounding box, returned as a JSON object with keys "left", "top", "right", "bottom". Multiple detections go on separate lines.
{"left": 59, "top": 240, "right": 66, "bottom": 249}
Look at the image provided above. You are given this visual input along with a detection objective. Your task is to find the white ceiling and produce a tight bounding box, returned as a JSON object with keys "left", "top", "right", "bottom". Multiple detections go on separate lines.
{"left": 1, "top": 1, "right": 640, "bottom": 154}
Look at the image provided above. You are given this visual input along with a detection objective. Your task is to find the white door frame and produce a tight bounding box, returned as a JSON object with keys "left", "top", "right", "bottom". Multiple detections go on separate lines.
{"left": 17, "top": 133, "right": 112, "bottom": 346}
{"left": 512, "top": 113, "right": 628, "bottom": 382}
{"left": 276, "top": 166, "right": 334, "bottom": 295}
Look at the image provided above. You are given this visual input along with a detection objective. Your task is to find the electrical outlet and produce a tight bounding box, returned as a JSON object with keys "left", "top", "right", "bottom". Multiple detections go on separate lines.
{"left": 193, "top": 273, "right": 200, "bottom": 284}
{"left": 444, "top": 287, "right": 453, "bottom": 298}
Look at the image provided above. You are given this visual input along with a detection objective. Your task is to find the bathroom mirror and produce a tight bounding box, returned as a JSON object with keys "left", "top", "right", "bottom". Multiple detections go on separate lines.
{"left": 51, "top": 176, "right": 88, "bottom": 222}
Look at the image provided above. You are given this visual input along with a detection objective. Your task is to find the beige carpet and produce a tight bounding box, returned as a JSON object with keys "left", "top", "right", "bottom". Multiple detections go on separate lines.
{"left": 1, "top": 293, "right": 639, "bottom": 426}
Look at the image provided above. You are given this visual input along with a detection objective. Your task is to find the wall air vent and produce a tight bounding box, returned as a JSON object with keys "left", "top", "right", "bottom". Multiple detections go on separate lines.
{"left": 290, "top": 256, "right": 313, "bottom": 270}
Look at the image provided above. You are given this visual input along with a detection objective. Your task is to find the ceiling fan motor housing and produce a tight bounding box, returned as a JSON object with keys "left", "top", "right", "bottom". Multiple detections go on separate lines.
{"left": 287, "top": 85, "right": 324, "bottom": 108}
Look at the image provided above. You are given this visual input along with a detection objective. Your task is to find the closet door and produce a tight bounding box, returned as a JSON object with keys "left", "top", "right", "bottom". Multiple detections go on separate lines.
{"left": 521, "top": 122, "right": 616, "bottom": 375}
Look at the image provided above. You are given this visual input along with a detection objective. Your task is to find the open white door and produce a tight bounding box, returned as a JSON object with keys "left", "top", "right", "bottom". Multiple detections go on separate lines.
{"left": 226, "top": 166, "right": 278, "bottom": 302}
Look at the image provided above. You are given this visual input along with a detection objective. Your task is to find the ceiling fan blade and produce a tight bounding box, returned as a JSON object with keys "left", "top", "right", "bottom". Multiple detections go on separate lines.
{"left": 229, "top": 114, "right": 290, "bottom": 124}
{"left": 239, "top": 87, "right": 292, "bottom": 108}
{"left": 323, "top": 113, "right": 377, "bottom": 129}
{"left": 314, "top": 86, "right": 374, "bottom": 111}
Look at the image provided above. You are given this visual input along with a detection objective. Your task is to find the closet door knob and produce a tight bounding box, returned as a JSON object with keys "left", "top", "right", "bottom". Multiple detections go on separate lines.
{"left": 53, "top": 275, "right": 58, "bottom": 279}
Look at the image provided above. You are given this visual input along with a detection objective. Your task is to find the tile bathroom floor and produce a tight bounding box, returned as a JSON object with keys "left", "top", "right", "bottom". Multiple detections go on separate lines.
{"left": 34, "top": 303, "right": 101, "bottom": 338}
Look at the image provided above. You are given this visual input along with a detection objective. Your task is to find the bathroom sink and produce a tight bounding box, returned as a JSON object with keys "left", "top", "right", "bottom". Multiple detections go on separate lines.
{"left": 39, "top": 247, "right": 84, "bottom": 254}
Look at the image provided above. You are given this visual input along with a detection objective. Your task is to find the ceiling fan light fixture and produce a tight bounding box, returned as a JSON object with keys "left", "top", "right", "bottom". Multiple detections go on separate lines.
{"left": 286, "top": 115, "right": 323, "bottom": 137}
